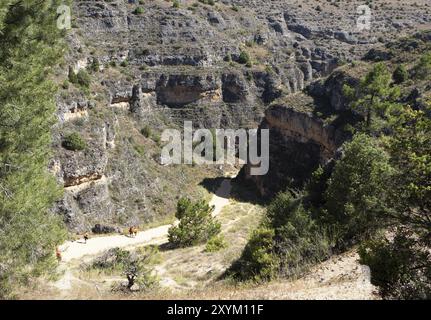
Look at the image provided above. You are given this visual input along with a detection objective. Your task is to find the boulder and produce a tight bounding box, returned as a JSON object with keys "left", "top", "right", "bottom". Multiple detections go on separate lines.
{"left": 92, "top": 224, "right": 121, "bottom": 234}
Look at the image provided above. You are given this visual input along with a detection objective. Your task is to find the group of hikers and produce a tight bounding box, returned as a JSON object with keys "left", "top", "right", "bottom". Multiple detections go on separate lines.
{"left": 55, "top": 226, "right": 139, "bottom": 262}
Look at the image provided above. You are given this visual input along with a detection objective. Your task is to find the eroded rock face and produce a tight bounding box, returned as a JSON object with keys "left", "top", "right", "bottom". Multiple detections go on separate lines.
{"left": 55, "top": 177, "right": 114, "bottom": 232}
{"left": 156, "top": 74, "right": 221, "bottom": 106}
{"left": 241, "top": 103, "right": 345, "bottom": 197}
{"left": 222, "top": 73, "right": 249, "bottom": 103}
{"left": 308, "top": 70, "right": 359, "bottom": 112}
{"left": 265, "top": 105, "right": 339, "bottom": 158}
{"left": 58, "top": 138, "right": 108, "bottom": 188}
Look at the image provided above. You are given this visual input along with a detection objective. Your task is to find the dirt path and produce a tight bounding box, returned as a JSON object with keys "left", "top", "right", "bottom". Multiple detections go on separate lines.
{"left": 209, "top": 177, "right": 232, "bottom": 217}
{"left": 53, "top": 175, "right": 235, "bottom": 293}
{"left": 58, "top": 225, "right": 170, "bottom": 263}
{"left": 55, "top": 173, "right": 235, "bottom": 290}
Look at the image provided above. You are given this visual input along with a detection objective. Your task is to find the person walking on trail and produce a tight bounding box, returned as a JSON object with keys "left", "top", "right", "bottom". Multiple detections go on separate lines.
{"left": 83, "top": 233, "right": 89, "bottom": 244}
{"left": 55, "top": 247, "right": 62, "bottom": 262}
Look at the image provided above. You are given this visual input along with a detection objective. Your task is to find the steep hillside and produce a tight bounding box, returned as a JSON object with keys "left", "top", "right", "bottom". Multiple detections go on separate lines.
{"left": 242, "top": 31, "right": 431, "bottom": 197}
{"left": 53, "top": 0, "right": 431, "bottom": 231}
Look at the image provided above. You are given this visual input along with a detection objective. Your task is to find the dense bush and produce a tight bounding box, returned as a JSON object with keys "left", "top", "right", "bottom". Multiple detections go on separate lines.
{"left": 92, "top": 247, "right": 131, "bottom": 271}
{"left": 387, "top": 106, "right": 431, "bottom": 229}
{"left": 323, "top": 102, "right": 430, "bottom": 300}
{"left": 205, "top": 235, "right": 227, "bottom": 252}
{"left": 68, "top": 67, "right": 91, "bottom": 88}
{"left": 89, "top": 57, "right": 100, "bottom": 72}
{"left": 68, "top": 65, "right": 77, "bottom": 83}
{"left": 230, "top": 192, "right": 332, "bottom": 281}
{"left": 133, "top": 143, "right": 145, "bottom": 156}
{"left": 321, "top": 133, "right": 393, "bottom": 246}
{"left": 392, "top": 64, "right": 408, "bottom": 84}
{"left": 168, "top": 198, "right": 221, "bottom": 247}
{"left": 305, "top": 165, "right": 332, "bottom": 209}
{"left": 152, "top": 133, "right": 161, "bottom": 145}
{"left": 141, "top": 125, "right": 152, "bottom": 138}
{"left": 76, "top": 69, "right": 91, "bottom": 88}
{"left": 238, "top": 50, "right": 251, "bottom": 64}
{"left": 361, "top": 105, "right": 431, "bottom": 300}
{"left": 412, "top": 52, "right": 431, "bottom": 80}
{"left": 229, "top": 226, "right": 278, "bottom": 282}
{"left": 62, "top": 80, "right": 69, "bottom": 90}
{"left": 134, "top": 6, "right": 144, "bottom": 14}
{"left": 359, "top": 230, "right": 431, "bottom": 299}
{"left": 62, "top": 132, "right": 87, "bottom": 151}
{"left": 267, "top": 192, "right": 332, "bottom": 277}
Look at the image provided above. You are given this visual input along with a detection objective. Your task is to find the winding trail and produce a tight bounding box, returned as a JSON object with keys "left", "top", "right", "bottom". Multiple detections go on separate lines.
{"left": 58, "top": 174, "right": 234, "bottom": 263}
{"left": 54, "top": 174, "right": 235, "bottom": 292}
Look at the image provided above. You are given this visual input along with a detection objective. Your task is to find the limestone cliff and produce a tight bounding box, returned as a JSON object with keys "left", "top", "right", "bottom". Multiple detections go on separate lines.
{"left": 240, "top": 94, "right": 349, "bottom": 197}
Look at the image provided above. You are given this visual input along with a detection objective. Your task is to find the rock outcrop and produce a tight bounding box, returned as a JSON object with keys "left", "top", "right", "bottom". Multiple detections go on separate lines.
{"left": 241, "top": 101, "right": 345, "bottom": 197}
